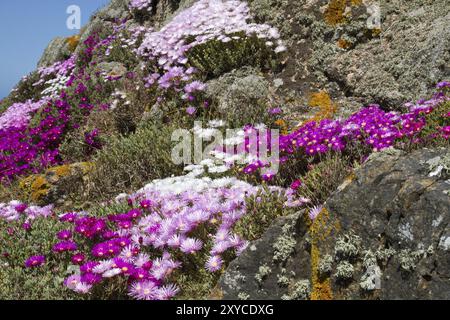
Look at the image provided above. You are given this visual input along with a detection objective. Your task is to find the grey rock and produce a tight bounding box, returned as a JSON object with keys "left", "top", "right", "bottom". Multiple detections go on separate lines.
{"left": 219, "top": 148, "right": 450, "bottom": 299}
{"left": 98, "top": 61, "right": 128, "bottom": 78}
{"left": 37, "top": 37, "right": 71, "bottom": 68}
{"left": 206, "top": 67, "right": 270, "bottom": 125}
{"left": 218, "top": 211, "right": 311, "bottom": 300}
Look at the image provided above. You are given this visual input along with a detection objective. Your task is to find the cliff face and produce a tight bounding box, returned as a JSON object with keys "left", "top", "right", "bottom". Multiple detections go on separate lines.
{"left": 0, "top": 0, "right": 449, "bottom": 300}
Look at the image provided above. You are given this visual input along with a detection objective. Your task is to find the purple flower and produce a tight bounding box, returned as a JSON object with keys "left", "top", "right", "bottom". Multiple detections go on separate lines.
{"left": 180, "top": 238, "right": 203, "bottom": 254}
{"left": 128, "top": 280, "right": 158, "bottom": 300}
{"left": 52, "top": 241, "right": 78, "bottom": 253}
{"left": 71, "top": 253, "right": 86, "bottom": 265}
{"left": 156, "top": 284, "right": 180, "bottom": 300}
{"left": 186, "top": 106, "right": 197, "bottom": 115}
{"left": 269, "top": 107, "right": 282, "bottom": 115}
{"left": 308, "top": 205, "right": 323, "bottom": 220}
{"left": 25, "top": 255, "right": 45, "bottom": 268}
{"left": 57, "top": 230, "right": 72, "bottom": 240}
{"left": 205, "top": 255, "right": 223, "bottom": 272}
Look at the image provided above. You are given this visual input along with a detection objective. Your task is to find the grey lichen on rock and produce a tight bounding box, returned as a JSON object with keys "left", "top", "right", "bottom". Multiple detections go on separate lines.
{"left": 206, "top": 67, "right": 270, "bottom": 126}
{"left": 272, "top": 223, "right": 297, "bottom": 263}
{"left": 37, "top": 37, "right": 72, "bottom": 68}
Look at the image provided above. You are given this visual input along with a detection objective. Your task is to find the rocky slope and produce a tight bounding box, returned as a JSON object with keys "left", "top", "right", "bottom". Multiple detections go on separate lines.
{"left": 0, "top": 0, "right": 449, "bottom": 300}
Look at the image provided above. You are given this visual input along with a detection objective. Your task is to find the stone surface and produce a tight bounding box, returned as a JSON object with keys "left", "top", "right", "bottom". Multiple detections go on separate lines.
{"left": 329, "top": 0, "right": 450, "bottom": 108}
{"left": 206, "top": 67, "right": 270, "bottom": 124}
{"left": 37, "top": 37, "right": 71, "bottom": 68}
{"left": 219, "top": 147, "right": 450, "bottom": 299}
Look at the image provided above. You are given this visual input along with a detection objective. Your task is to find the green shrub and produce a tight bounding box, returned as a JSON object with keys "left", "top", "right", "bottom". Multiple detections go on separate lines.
{"left": 0, "top": 217, "right": 79, "bottom": 300}
{"left": 295, "top": 153, "right": 355, "bottom": 206}
{"left": 233, "top": 188, "right": 297, "bottom": 241}
{"left": 7, "top": 72, "right": 43, "bottom": 104}
{"left": 187, "top": 32, "right": 280, "bottom": 79}
{"left": 87, "top": 121, "right": 184, "bottom": 200}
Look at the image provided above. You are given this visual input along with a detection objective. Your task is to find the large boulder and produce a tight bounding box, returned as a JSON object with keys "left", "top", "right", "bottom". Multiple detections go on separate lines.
{"left": 218, "top": 147, "right": 450, "bottom": 299}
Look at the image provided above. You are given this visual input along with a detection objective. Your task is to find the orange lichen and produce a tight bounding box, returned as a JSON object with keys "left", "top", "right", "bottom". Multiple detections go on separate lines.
{"left": 275, "top": 119, "right": 289, "bottom": 135}
{"left": 310, "top": 242, "right": 333, "bottom": 300}
{"left": 308, "top": 208, "right": 341, "bottom": 300}
{"left": 66, "top": 35, "right": 80, "bottom": 52}
{"left": 305, "top": 91, "right": 338, "bottom": 124}
{"left": 324, "top": 0, "right": 364, "bottom": 26}
{"left": 324, "top": 0, "right": 348, "bottom": 26}
{"left": 19, "top": 175, "right": 50, "bottom": 203}
{"left": 371, "top": 28, "right": 382, "bottom": 37}
{"left": 337, "top": 38, "right": 352, "bottom": 49}
{"left": 47, "top": 164, "right": 72, "bottom": 177}
{"left": 18, "top": 162, "right": 93, "bottom": 203}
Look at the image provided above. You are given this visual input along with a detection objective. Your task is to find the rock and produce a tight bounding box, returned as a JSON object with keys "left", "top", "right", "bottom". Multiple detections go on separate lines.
{"left": 206, "top": 67, "right": 270, "bottom": 125}
{"left": 98, "top": 61, "right": 128, "bottom": 78}
{"left": 94, "top": 0, "right": 130, "bottom": 21}
{"left": 218, "top": 147, "right": 450, "bottom": 299}
{"left": 218, "top": 211, "right": 312, "bottom": 300}
{"left": 18, "top": 163, "right": 94, "bottom": 206}
{"left": 37, "top": 37, "right": 71, "bottom": 68}
{"left": 327, "top": 0, "right": 450, "bottom": 108}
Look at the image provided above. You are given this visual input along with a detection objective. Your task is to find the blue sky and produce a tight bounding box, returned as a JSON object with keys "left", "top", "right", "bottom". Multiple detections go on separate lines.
{"left": 0, "top": 1, "right": 109, "bottom": 99}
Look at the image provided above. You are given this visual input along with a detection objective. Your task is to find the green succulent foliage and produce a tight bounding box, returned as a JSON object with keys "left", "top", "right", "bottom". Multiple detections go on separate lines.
{"left": 0, "top": 217, "right": 78, "bottom": 300}
{"left": 419, "top": 100, "right": 450, "bottom": 146}
{"left": 233, "top": 188, "right": 296, "bottom": 241}
{"left": 5, "top": 71, "right": 43, "bottom": 105}
{"left": 187, "top": 32, "right": 280, "bottom": 79}
{"left": 88, "top": 121, "right": 184, "bottom": 200}
{"left": 294, "top": 153, "right": 354, "bottom": 206}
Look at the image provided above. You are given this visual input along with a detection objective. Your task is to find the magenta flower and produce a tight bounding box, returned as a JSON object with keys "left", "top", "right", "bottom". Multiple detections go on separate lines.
{"left": 140, "top": 199, "right": 153, "bottom": 210}
{"left": 290, "top": 179, "right": 302, "bottom": 190}
{"left": 52, "top": 241, "right": 78, "bottom": 253}
{"left": 25, "top": 255, "right": 45, "bottom": 268}
{"left": 71, "top": 253, "right": 86, "bottom": 265}
{"left": 57, "top": 230, "right": 72, "bottom": 240}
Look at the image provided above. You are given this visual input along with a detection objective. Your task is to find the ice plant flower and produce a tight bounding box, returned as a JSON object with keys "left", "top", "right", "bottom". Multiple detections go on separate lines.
{"left": 25, "top": 255, "right": 45, "bottom": 268}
